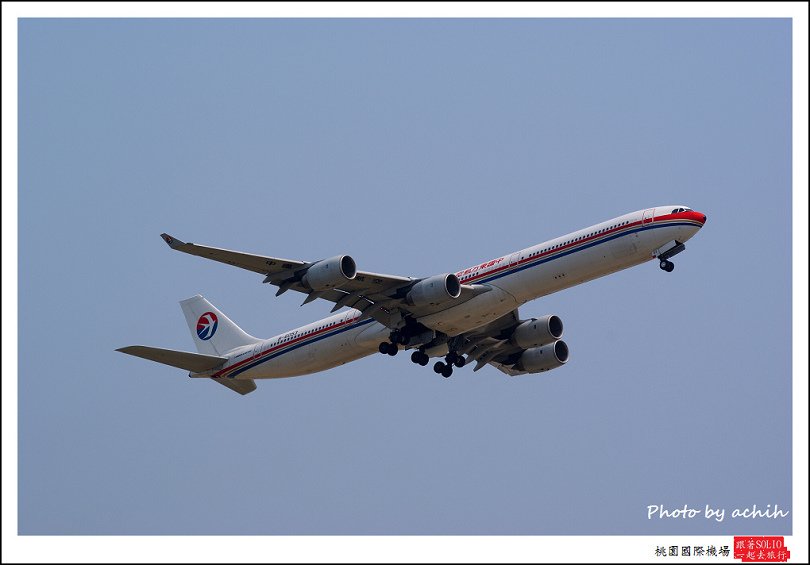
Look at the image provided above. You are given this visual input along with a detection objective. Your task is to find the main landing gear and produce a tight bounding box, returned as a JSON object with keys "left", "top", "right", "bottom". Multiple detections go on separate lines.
{"left": 380, "top": 341, "right": 468, "bottom": 379}
{"left": 378, "top": 330, "right": 410, "bottom": 356}
{"left": 659, "top": 259, "right": 675, "bottom": 273}
{"left": 410, "top": 350, "right": 430, "bottom": 366}
{"left": 431, "top": 351, "right": 466, "bottom": 378}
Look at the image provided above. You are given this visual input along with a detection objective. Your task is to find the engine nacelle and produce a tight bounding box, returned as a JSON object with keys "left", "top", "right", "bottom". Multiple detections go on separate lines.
{"left": 515, "top": 340, "right": 569, "bottom": 373}
{"left": 301, "top": 255, "right": 356, "bottom": 291}
{"left": 510, "top": 315, "right": 564, "bottom": 349}
{"left": 405, "top": 274, "right": 461, "bottom": 307}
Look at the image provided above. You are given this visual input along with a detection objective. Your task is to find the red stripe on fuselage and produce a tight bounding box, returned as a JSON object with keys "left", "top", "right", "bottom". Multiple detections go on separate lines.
{"left": 213, "top": 315, "right": 360, "bottom": 378}
{"left": 457, "top": 212, "right": 703, "bottom": 285}
{"left": 458, "top": 218, "right": 644, "bottom": 284}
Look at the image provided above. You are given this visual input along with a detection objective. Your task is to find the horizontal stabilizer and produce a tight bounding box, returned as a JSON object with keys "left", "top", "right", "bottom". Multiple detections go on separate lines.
{"left": 116, "top": 346, "right": 227, "bottom": 372}
{"left": 160, "top": 233, "right": 185, "bottom": 249}
{"left": 212, "top": 378, "right": 257, "bottom": 395}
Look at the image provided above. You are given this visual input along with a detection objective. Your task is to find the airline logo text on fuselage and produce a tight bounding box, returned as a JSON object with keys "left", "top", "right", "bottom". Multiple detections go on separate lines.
{"left": 456, "top": 257, "right": 505, "bottom": 277}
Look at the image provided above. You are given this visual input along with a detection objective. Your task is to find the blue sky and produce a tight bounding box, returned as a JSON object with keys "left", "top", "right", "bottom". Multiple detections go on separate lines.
{"left": 9, "top": 13, "right": 801, "bottom": 550}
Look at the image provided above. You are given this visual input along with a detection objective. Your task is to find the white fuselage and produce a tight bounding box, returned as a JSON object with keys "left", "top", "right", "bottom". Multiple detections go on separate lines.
{"left": 204, "top": 206, "right": 705, "bottom": 381}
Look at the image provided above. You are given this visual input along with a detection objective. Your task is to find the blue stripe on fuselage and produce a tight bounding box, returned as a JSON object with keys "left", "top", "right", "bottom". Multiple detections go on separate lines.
{"left": 476, "top": 221, "right": 699, "bottom": 284}
{"left": 226, "top": 317, "right": 375, "bottom": 379}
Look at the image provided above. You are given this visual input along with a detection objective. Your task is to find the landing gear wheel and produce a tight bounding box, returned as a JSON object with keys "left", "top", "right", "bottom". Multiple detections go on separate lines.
{"left": 659, "top": 259, "right": 675, "bottom": 273}
{"left": 379, "top": 342, "right": 390, "bottom": 354}
{"left": 444, "top": 351, "right": 465, "bottom": 368}
{"left": 411, "top": 351, "right": 424, "bottom": 364}
{"left": 411, "top": 351, "right": 429, "bottom": 366}
{"left": 387, "top": 344, "right": 398, "bottom": 356}
{"left": 433, "top": 361, "right": 446, "bottom": 374}
{"left": 441, "top": 365, "right": 453, "bottom": 378}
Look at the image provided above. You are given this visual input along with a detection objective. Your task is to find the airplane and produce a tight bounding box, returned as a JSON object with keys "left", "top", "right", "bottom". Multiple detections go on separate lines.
{"left": 118, "top": 205, "right": 706, "bottom": 395}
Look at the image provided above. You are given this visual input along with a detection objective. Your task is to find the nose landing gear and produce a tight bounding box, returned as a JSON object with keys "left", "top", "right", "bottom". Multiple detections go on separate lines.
{"left": 657, "top": 241, "right": 684, "bottom": 273}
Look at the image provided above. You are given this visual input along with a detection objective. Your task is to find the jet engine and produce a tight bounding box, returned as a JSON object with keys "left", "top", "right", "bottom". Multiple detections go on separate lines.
{"left": 405, "top": 274, "right": 461, "bottom": 307}
{"left": 301, "top": 255, "right": 357, "bottom": 291}
{"left": 510, "top": 315, "right": 564, "bottom": 349}
{"left": 515, "top": 340, "right": 569, "bottom": 373}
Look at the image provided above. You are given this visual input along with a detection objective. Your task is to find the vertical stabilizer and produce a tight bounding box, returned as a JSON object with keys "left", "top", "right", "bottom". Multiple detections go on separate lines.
{"left": 180, "top": 295, "right": 259, "bottom": 355}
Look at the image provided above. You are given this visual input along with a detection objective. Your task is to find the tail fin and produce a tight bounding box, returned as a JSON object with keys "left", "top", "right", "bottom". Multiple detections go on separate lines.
{"left": 180, "top": 295, "right": 259, "bottom": 355}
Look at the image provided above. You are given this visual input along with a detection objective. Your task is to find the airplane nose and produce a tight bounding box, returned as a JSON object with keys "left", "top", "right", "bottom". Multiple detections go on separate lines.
{"left": 689, "top": 211, "right": 707, "bottom": 226}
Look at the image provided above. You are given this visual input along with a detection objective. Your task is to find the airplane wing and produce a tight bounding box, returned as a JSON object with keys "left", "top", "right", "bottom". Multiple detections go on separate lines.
{"left": 454, "top": 309, "right": 569, "bottom": 376}
{"left": 486, "top": 361, "right": 529, "bottom": 377}
{"left": 450, "top": 309, "right": 538, "bottom": 375}
{"left": 160, "top": 234, "right": 490, "bottom": 326}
